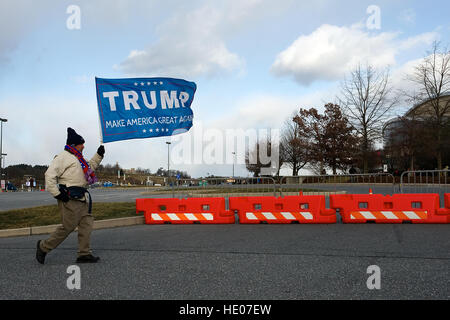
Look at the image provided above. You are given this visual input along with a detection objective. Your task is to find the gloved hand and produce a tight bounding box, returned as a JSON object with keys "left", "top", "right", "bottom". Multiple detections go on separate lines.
{"left": 97, "top": 145, "right": 105, "bottom": 157}
{"left": 55, "top": 191, "right": 70, "bottom": 202}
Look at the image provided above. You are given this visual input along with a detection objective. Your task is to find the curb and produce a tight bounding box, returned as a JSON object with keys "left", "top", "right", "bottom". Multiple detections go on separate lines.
{"left": 0, "top": 216, "right": 145, "bottom": 238}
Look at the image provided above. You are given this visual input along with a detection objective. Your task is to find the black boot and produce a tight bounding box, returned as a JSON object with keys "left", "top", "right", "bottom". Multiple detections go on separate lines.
{"left": 76, "top": 254, "right": 100, "bottom": 263}
{"left": 36, "top": 240, "right": 47, "bottom": 264}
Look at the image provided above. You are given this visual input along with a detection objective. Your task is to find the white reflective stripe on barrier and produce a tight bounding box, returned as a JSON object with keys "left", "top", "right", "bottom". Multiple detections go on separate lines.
{"left": 300, "top": 212, "right": 313, "bottom": 220}
{"left": 381, "top": 211, "right": 398, "bottom": 219}
{"left": 151, "top": 214, "right": 163, "bottom": 220}
{"left": 246, "top": 212, "right": 258, "bottom": 220}
{"left": 349, "top": 211, "right": 427, "bottom": 220}
{"left": 281, "top": 212, "right": 296, "bottom": 220}
{"left": 245, "top": 211, "right": 314, "bottom": 220}
{"left": 167, "top": 213, "right": 180, "bottom": 220}
{"left": 262, "top": 212, "right": 276, "bottom": 220}
{"left": 360, "top": 211, "right": 377, "bottom": 219}
{"left": 184, "top": 213, "right": 197, "bottom": 220}
{"left": 403, "top": 211, "right": 421, "bottom": 219}
{"left": 202, "top": 214, "right": 214, "bottom": 220}
{"left": 151, "top": 213, "right": 214, "bottom": 220}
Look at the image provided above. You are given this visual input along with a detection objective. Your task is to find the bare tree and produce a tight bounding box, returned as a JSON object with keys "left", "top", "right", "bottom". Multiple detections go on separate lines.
{"left": 280, "top": 115, "right": 309, "bottom": 175}
{"left": 338, "top": 64, "right": 397, "bottom": 173}
{"left": 246, "top": 136, "right": 281, "bottom": 177}
{"left": 404, "top": 41, "right": 450, "bottom": 170}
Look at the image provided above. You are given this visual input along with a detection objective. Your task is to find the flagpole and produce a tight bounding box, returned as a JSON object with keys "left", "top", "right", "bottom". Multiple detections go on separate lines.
{"left": 95, "top": 77, "right": 103, "bottom": 144}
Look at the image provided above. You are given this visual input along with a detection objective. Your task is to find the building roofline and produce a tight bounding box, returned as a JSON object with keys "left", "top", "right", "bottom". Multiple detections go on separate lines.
{"left": 405, "top": 91, "right": 450, "bottom": 116}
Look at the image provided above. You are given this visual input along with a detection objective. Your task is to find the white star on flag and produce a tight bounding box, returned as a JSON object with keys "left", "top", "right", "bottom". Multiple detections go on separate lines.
{"left": 134, "top": 82, "right": 138, "bottom": 86}
{"left": 147, "top": 82, "right": 151, "bottom": 85}
{"left": 143, "top": 129, "right": 146, "bottom": 133}
{"left": 160, "top": 81, "right": 163, "bottom": 85}
{"left": 141, "top": 82, "right": 145, "bottom": 86}
{"left": 153, "top": 82, "right": 158, "bottom": 85}
{"left": 150, "top": 129, "right": 153, "bottom": 132}
{"left": 156, "top": 128, "right": 159, "bottom": 132}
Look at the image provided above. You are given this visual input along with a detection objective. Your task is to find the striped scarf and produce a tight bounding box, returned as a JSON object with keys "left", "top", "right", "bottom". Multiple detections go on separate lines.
{"left": 64, "top": 145, "right": 98, "bottom": 185}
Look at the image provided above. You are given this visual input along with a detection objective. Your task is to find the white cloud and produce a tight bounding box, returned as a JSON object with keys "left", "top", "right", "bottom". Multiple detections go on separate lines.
{"left": 209, "top": 90, "right": 335, "bottom": 131}
{"left": 117, "top": 0, "right": 296, "bottom": 78}
{"left": 391, "top": 57, "right": 424, "bottom": 95}
{"left": 117, "top": 3, "right": 247, "bottom": 78}
{"left": 271, "top": 24, "right": 438, "bottom": 85}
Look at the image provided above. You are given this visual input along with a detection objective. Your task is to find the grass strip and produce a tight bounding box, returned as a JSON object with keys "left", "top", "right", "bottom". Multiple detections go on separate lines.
{"left": 0, "top": 202, "right": 139, "bottom": 230}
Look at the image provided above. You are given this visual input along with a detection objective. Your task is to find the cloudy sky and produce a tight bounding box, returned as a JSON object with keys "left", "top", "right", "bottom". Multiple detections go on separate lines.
{"left": 0, "top": 0, "right": 449, "bottom": 177}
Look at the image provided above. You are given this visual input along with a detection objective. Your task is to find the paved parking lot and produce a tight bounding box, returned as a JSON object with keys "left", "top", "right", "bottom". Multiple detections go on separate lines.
{"left": 1, "top": 187, "right": 449, "bottom": 300}
{"left": 0, "top": 223, "right": 449, "bottom": 299}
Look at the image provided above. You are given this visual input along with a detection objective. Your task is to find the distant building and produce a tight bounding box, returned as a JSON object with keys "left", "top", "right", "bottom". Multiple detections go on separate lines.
{"left": 404, "top": 93, "right": 450, "bottom": 119}
{"left": 383, "top": 93, "right": 450, "bottom": 171}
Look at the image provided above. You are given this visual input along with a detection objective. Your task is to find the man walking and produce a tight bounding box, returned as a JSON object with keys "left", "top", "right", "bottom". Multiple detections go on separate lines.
{"left": 36, "top": 127, "right": 105, "bottom": 264}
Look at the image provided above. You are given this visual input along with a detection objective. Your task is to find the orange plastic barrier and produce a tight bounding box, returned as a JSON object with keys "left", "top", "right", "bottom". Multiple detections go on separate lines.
{"left": 136, "top": 197, "right": 235, "bottom": 224}
{"left": 445, "top": 194, "right": 450, "bottom": 215}
{"left": 330, "top": 193, "right": 450, "bottom": 224}
{"left": 229, "top": 195, "right": 336, "bottom": 224}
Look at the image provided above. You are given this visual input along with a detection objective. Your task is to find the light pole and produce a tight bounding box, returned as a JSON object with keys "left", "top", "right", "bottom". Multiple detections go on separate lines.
{"left": 166, "top": 141, "right": 171, "bottom": 186}
{"left": 232, "top": 152, "right": 236, "bottom": 178}
{"left": 0, "top": 118, "right": 7, "bottom": 190}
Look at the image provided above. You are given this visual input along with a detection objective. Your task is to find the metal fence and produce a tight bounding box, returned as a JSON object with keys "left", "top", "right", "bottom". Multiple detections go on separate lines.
{"left": 138, "top": 177, "right": 278, "bottom": 198}
{"left": 279, "top": 173, "right": 396, "bottom": 197}
{"left": 87, "top": 170, "right": 450, "bottom": 199}
{"left": 400, "top": 170, "right": 450, "bottom": 195}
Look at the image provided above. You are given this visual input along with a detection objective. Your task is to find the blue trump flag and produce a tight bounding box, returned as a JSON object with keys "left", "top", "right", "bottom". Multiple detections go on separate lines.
{"left": 95, "top": 77, "right": 196, "bottom": 143}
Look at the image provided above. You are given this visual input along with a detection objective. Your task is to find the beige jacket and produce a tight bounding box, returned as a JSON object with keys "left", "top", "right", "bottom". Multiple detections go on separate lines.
{"left": 45, "top": 150, "right": 103, "bottom": 197}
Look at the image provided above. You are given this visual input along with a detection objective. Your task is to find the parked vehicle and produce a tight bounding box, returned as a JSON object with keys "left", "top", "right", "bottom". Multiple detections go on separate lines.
{"left": 6, "top": 182, "right": 17, "bottom": 191}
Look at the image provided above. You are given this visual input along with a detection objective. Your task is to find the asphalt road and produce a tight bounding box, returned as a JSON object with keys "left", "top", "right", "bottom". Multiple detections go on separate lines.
{"left": 0, "top": 223, "right": 449, "bottom": 299}
{"left": 0, "top": 188, "right": 152, "bottom": 211}
{"left": 2, "top": 185, "right": 449, "bottom": 211}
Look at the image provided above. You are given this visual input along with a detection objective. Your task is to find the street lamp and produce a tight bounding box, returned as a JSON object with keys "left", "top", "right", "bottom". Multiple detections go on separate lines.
{"left": 232, "top": 152, "right": 236, "bottom": 178}
{"left": 166, "top": 141, "right": 171, "bottom": 186}
{"left": 0, "top": 118, "right": 7, "bottom": 190}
